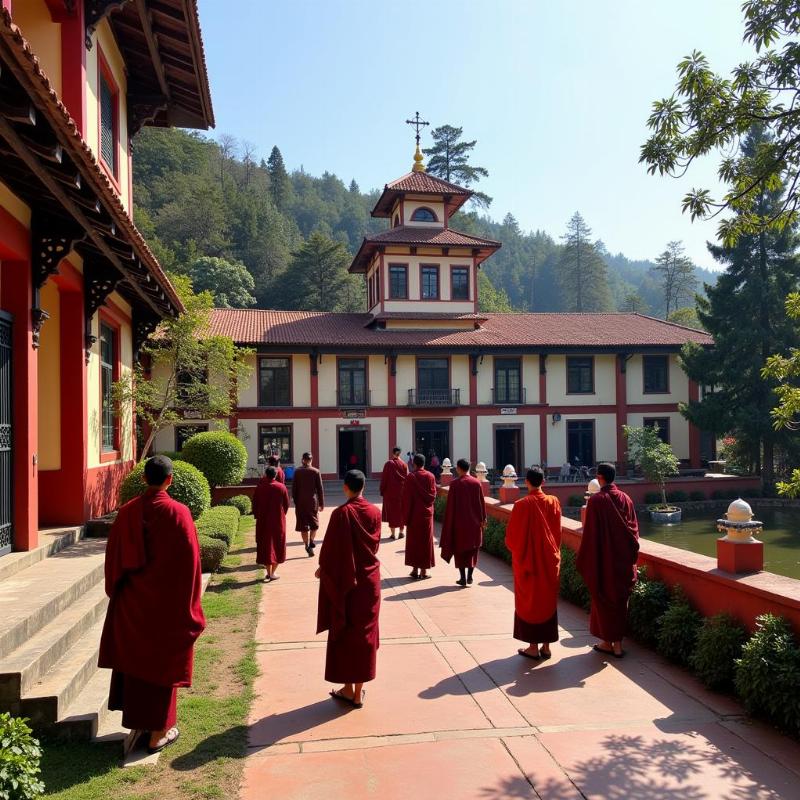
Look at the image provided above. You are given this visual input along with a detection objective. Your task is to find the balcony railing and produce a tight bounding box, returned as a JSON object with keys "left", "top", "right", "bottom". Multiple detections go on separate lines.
{"left": 407, "top": 388, "right": 461, "bottom": 407}
{"left": 491, "top": 387, "right": 526, "bottom": 405}
{"left": 337, "top": 389, "right": 371, "bottom": 407}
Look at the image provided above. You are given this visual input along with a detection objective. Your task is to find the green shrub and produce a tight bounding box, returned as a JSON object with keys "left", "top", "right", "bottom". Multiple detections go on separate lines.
{"left": 689, "top": 490, "right": 706, "bottom": 501}
{"left": 156, "top": 450, "right": 180, "bottom": 462}
{"left": 180, "top": 430, "right": 248, "bottom": 487}
{"left": 644, "top": 492, "right": 662, "bottom": 505}
{"left": 220, "top": 494, "right": 252, "bottom": 516}
{"left": 559, "top": 546, "right": 591, "bottom": 611}
{"left": 120, "top": 459, "right": 211, "bottom": 520}
{"left": 434, "top": 494, "right": 447, "bottom": 522}
{"left": 628, "top": 570, "right": 670, "bottom": 645}
{"left": 711, "top": 490, "right": 726, "bottom": 500}
{"left": 0, "top": 713, "right": 44, "bottom": 799}
{"left": 734, "top": 614, "right": 800, "bottom": 735}
{"left": 482, "top": 517, "right": 511, "bottom": 564}
{"left": 196, "top": 506, "right": 240, "bottom": 548}
{"left": 198, "top": 534, "right": 228, "bottom": 573}
{"left": 690, "top": 613, "right": 747, "bottom": 690}
{"left": 666, "top": 490, "right": 688, "bottom": 503}
{"left": 656, "top": 588, "right": 702, "bottom": 665}
{"left": 567, "top": 494, "right": 584, "bottom": 507}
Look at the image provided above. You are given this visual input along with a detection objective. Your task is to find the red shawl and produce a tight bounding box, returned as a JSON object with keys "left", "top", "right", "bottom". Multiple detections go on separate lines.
{"left": 99, "top": 490, "right": 206, "bottom": 687}
{"left": 380, "top": 457, "right": 408, "bottom": 527}
{"left": 440, "top": 474, "right": 486, "bottom": 563}
{"left": 505, "top": 491, "right": 562, "bottom": 623}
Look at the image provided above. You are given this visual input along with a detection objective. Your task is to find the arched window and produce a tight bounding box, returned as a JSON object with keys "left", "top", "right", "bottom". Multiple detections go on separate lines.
{"left": 410, "top": 207, "right": 438, "bottom": 223}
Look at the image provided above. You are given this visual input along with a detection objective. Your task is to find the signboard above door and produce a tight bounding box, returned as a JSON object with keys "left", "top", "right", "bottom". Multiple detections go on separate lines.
{"left": 342, "top": 409, "right": 366, "bottom": 419}
{"left": 500, "top": 407, "right": 518, "bottom": 415}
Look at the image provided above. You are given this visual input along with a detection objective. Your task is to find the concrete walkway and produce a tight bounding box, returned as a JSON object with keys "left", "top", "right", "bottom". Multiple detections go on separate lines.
{"left": 240, "top": 496, "right": 800, "bottom": 799}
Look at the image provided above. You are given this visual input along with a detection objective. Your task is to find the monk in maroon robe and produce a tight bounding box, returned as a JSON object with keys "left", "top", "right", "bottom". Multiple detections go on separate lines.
{"left": 402, "top": 453, "right": 437, "bottom": 579}
{"left": 316, "top": 469, "right": 381, "bottom": 708}
{"left": 99, "top": 456, "right": 205, "bottom": 754}
{"left": 292, "top": 452, "right": 325, "bottom": 556}
{"left": 505, "top": 467, "right": 562, "bottom": 660}
{"left": 577, "top": 462, "right": 640, "bottom": 658}
{"left": 441, "top": 459, "right": 487, "bottom": 586}
{"left": 267, "top": 454, "right": 285, "bottom": 484}
{"left": 380, "top": 446, "right": 408, "bottom": 540}
{"left": 253, "top": 466, "right": 290, "bottom": 581}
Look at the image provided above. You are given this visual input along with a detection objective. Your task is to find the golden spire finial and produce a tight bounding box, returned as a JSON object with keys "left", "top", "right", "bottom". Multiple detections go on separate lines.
{"left": 405, "top": 111, "right": 429, "bottom": 173}
{"left": 412, "top": 144, "right": 425, "bottom": 173}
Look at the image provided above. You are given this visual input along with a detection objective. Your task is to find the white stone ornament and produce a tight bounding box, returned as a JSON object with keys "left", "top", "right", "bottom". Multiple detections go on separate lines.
{"left": 717, "top": 497, "right": 763, "bottom": 543}
{"left": 441, "top": 458, "right": 453, "bottom": 476}
{"left": 587, "top": 479, "right": 601, "bottom": 495}
{"left": 502, "top": 464, "right": 518, "bottom": 489}
{"left": 475, "top": 462, "right": 489, "bottom": 482}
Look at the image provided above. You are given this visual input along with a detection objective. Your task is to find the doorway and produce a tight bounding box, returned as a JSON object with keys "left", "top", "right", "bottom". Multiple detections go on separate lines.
{"left": 567, "top": 420, "right": 595, "bottom": 467}
{"left": 495, "top": 425, "right": 523, "bottom": 473}
{"left": 0, "top": 311, "right": 12, "bottom": 556}
{"left": 414, "top": 420, "right": 451, "bottom": 464}
{"left": 338, "top": 426, "right": 369, "bottom": 478}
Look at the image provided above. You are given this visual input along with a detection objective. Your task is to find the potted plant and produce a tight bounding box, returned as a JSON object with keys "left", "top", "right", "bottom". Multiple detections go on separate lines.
{"left": 624, "top": 424, "right": 682, "bottom": 523}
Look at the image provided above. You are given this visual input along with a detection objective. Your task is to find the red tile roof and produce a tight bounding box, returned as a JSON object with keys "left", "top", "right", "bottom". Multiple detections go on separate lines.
{"left": 372, "top": 171, "right": 473, "bottom": 217}
{"left": 210, "top": 310, "right": 713, "bottom": 350}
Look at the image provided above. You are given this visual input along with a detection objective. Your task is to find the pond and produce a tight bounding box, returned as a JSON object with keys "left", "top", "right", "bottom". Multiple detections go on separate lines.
{"left": 639, "top": 507, "right": 800, "bottom": 580}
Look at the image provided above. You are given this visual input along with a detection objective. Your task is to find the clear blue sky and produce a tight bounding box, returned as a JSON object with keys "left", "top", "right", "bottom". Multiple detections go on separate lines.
{"left": 198, "top": 0, "right": 756, "bottom": 271}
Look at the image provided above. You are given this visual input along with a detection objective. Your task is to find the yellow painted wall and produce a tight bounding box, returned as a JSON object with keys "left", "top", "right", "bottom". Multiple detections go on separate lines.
{"left": 237, "top": 354, "right": 311, "bottom": 407}
{"left": 0, "top": 181, "right": 32, "bottom": 227}
{"left": 396, "top": 417, "right": 413, "bottom": 454}
{"left": 476, "top": 355, "right": 540, "bottom": 406}
{"left": 37, "top": 281, "right": 61, "bottom": 470}
{"left": 369, "top": 355, "right": 388, "bottom": 406}
{"left": 477, "top": 414, "right": 541, "bottom": 470}
{"left": 547, "top": 413, "right": 618, "bottom": 466}
{"left": 317, "top": 357, "right": 337, "bottom": 407}
{"left": 626, "top": 354, "right": 689, "bottom": 404}
{"left": 547, "top": 354, "right": 616, "bottom": 406}
{"left": 626, "top": 411, "right": 690, "bottom": 460}
{"left": 522, "top": 355, "right": 540, "bottom": 404}
{"left": 395, "top": 355, "right": 416, "bottom": 405}
{"left": 477, "top": 356, "right": 493, "bottom": 405}
{"left": 452, "top": 416, "right": 470, "bottom": 462}
{"left": 451, "top": 355, "right": 470, "bottom": 403}
{"left": 318, "top": 418, "right": 337, "bottom": 474}
{"left": 402, "top": 199, "right": 446, "bottom": 227}
{"left": 368, "top": 417, "right": 389, "bottom": 471}
{"left": 13, "top": 0, "right": 62, "bottom": 97}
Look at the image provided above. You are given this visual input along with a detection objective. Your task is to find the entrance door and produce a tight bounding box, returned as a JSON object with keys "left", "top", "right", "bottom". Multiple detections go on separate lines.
{"left": 338, "top": 427, "right": 368, "bottom": 478}
{"left": 414, "top": 421, "right": 450, "bottom": 464}
{"left": 0, "top": 312, "right": 12, "bottom": 556}
{"left": 567, "top": 420, "right": 594, "bottom": 467}
{"left": 495, "top": 426, "right": 523, "bottom": 473}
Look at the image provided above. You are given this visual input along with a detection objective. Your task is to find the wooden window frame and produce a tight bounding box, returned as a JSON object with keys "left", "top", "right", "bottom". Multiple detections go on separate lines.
{"left": 97, "top": 45, "right": 121, "bottom": 190}
{"left": 257, "top": 355, "right": 293, "bottom": 408}
{"left": 566, "top": 356, "right": 595, "bottom": 395}
{"left": 258, "top": 422, "right": 294, "bottom": 464}
{"left": 643, "top": 416, "right": 671, "bottom": 444}
{"left": 336, "top": 355, "right": 369, "bottom": 406}
{"left": 566, "top": 418, "right": 597, "bottom": 466}
{"left": 98, "top": 313, "right": 121, "bottom": 462}
{"left": 493, "top": 357, "right": 522, "bottom": 405}
{"left": 388, "top": 263, "right": 409, "bottom": 300}
{"left": 643, "top": 354, "right": 670, "bottom": 394}
{"left": 410, "top": 206, "right": 438, "bottom": 223}
{"left": 450, "top": 265, "right": 471, "bottom": 301}
{"left": 420, "top": 263, "right": 440, "bottom": 301}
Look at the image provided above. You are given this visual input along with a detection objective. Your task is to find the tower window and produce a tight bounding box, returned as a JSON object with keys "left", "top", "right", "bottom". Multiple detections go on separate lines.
{"left": 389, "top": 264, "right": 408, "bottom": 299}
{"left": 451, "top": 267, "right": 470, "bottom": 300}
{"left": 421, "top": 265, "right": 439, "bottom": 299}
{"left": 411, "top": 207, "right": 437, "bottom": 223}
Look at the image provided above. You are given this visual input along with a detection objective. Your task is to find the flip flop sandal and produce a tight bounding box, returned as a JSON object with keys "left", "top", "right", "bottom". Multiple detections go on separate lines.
{"left": 147, "top": 727, "right": 180, "bottom": 755}
{"left": 518, "top": 649, "right": 541, "bottom": 660}
{"left": 613, "top": 650, "right": 626, "bottom": 659}
{"left": 270, "top": 575, "right": 280, "bottom": 581}
{"left": 419, "top": 574, "right": 431, "bottom": 580}
{"left": 352, "top": 690, "right": 365, "bottom": 708}
{"left": 593, "top": 644, "right": 615, "bottom": 656}
{"left": 539, "top": 651, "right": 552, "bottom": 660}
{"left": 330, "top": 689, "right": 363, "bottom": 708}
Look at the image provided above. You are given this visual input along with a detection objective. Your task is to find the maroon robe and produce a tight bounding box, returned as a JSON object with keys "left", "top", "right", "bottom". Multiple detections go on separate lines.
{"left": 274, "top": 466, "right": 286, "bottom": 484}
{"left": 380, "top": 457, "right": 408, "bottom": 528}
{"left": 576, "top": 483, "right": 640, "bottom": 642}
{"left": 317, "top": 496, "right": 382, "bottom": 683}
{"left": 253, "top": 476, "right": 290, "bottom": 565}
{"left": 402, "top": 468, "right": 437, "bottom": 569}
{"left": 99, "top": 489, "right": 205, "bottom": 730}
{"left": 441, "top": 474, "right": 486, "bottom": 568}
{"left": 292, "top": 465, "right": 325, "bottom": 531}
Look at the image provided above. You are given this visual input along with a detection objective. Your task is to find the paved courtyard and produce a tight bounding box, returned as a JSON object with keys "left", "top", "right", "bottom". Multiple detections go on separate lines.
{"left": 240, "top": 496, "right": 800, "bottom": 799}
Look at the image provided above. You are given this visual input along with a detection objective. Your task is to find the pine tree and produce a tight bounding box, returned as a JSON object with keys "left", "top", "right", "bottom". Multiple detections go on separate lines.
{"left": 267, "top": 145, "right": 291, "bottom": 210}
{"left": 653, "top": 241, "right": 697, "bottom": 317}
{"left": 423, "top": 124, "right": 492, "bottom": 208}
{"left": 558, "top": 212, "right": 614, "bottom": 312}
{"left": 478, "top": 271, "right": 513, "bottom": 312}
{"left": 623, "top": 291, "right": 647, "bottom": 313}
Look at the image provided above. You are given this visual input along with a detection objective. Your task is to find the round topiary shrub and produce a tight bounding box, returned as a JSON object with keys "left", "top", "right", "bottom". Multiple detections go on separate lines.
{"left": 689, "top": 613, "right": 747, "bottom": 690}
{"left": 196, "top": 506, "right": 240, "bottom": 548}
{"left": 198, "top": 534, "right": 228, "bottom": 573}
{"left": 0, "top": 712, "right": 45, "bottom": 799}
{"left": 220, "top": 494, "right": 252, "bottom": 516}
{"left": 180, "top": 430, "right": 248, "bottom": 487}
{"left": 656, "top": 588, "right": 702, "bottom": 665}
{"left": 119, "top": 459, "right": 211, "bottom": 520}
{"left": 628, "top": 570, "right": 671, "bottom": 645}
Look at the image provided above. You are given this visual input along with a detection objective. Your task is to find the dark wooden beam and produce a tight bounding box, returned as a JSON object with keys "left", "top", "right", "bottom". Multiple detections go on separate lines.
{"left": 83, "top": 256, "right": 123, "bottom": 358}
{"left": 134, "top": 0, "right": 171, "bottom": 99}
{"left": 31, "top": 210, "right": 85, "bottom": 289}
{"left": 0, "top": 97, "right": 36, "bottom": 126}
{"left": 85, "top": 0, "right": 131, "bottom": 48}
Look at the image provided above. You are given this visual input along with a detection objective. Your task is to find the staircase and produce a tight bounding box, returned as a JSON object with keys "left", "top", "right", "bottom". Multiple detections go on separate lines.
{"left": 0, "top": 528, "right": 124, "bottom": 743}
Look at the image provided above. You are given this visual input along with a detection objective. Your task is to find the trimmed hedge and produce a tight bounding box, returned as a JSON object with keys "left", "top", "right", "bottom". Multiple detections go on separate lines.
{"left": 628, "top": 569, "right": 670, "bottom": 645}
{"left": 198, "top": 534, "right": 228, "bottom": 573}
{"left": 559, "top": 545, "right": 590, "bottom": 610}
{"left": 690, "top": 613, "right": 747, "bottom": 690}
{"left": 120, "top": 459, "right": 211, "bottom": 520}
{"left": 196, "top": 506, "right": 240, "bottom": 548}
{"left": 0, "top": 712, "right": 44, "bottom": 799}
{"left": 567, "top": 494, "right": 585, "bottom": 507}
{"left": 434, "top": 494, "right": 447, "bottom": 522}
{"left": 220, "top": 494, "right": 252, "bottom": 516}
{"left": 666, "top": 490, "right": 689, "bottom": 503}
{"left": 656, "top": 588, "right": 702, "bottom": 665}
{"left": 181, "top": 430, "right": 248, "bottom": 487}
{"left": 482, "top": 517, "right": 511, "bottom": 564}
{"left": 689, "top": 490, "right": 706, "bottom": 501}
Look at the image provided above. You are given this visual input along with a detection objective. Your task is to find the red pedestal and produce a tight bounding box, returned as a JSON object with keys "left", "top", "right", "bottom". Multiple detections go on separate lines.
{"left": 478, "top": 480, "right": 491, "bottom": 497}
{"left": 499, "top": 486, "right": 521, "bottom": 504}
{"left": 441, "top": 473, "right": 453, "bottom": 486}
{"left": 717, "top": 537, "right": 764, "bottom": 574}
{"left": 580, "top": 505, "right": 587, "bottom": 528}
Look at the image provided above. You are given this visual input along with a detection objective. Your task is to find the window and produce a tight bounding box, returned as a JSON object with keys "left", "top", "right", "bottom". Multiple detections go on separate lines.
{"left": 451, "top": 266, "right": 470, "bottom": 301}
{"left": 98, "top": 57, "right": 118, "bottom": 178}
{"left": 643, "top": 355, "right": 669, "bottom": 393}
{"left": 389, "top": 265, "right": 408, "bottom": 299}
{"left": 421, "top": 265, "right": 439, "bottom": 299}
{"left": 338, "top": 358, "right": 367, "bottom": 406}
{"left": 259, "top": 424, "right": 293, "bottom": 463}
{"left": 410, "top": 207, "right": 437, "bottom": 222}
{"left": 175, "top": 424, "right": 209, "bottom": 452}
{"left": 258, "top": 357, "right": 291, "bottom": 406}
{"left": 644, "top": 417, "right": 670, "bottom": 444}
{"left": 494, "top": 358, "right": 522, "bottom": 404}
{"left": 567, "top": 420, "right": 595, "bottom": 466}
{"left": 567, "top": 356, "right": 594, "bottom": 394}
{"left": 100, "top": 323, "right": 117, "bottom": 451}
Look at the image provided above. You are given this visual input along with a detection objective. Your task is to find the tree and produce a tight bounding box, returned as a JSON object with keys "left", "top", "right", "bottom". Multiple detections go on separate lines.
{"left": 640, "top": 0, "right": 800, "bottom": 245}
{"left": 478, "top": 271, "right": 513, "bottom": 312}
{"left": 114, "top": 275, "right": 252, "bottom": 458}
{"left": 679, "top": 128, "right": 800, "bottom": 482}
{"left": 267, "top": 145, "right": 291, "bottom": 210}
{"left": 668, "top": 306, "right": 703, "bottom": 329}
{"left": 623, "top": 291, "right": 648, "bottom": 313}
{"left": 653, "top": 241, "right": 697, "bottom": 317}
{"left": 624, "top": 424, "right": 680, "bottom": 508}
{"left": 558, "top": 212, "right": 614, "bottom": 312}
{"left": 423, "top": 124, "right": 492, "bottom": 207}
{"left": 184, "top": 256, "right": 256, "bottom": 308}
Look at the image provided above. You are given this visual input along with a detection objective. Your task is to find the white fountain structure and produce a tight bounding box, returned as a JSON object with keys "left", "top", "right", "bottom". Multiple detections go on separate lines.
{"left": 717, "top": 498, "right": 763, "bottom": 543}
{"left": 501, "top": 464, "right": 518, "bottom": 489}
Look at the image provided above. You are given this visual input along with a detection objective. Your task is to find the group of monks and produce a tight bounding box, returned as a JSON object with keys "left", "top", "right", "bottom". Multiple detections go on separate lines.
{"left": 99, "top": 450, "right": 639, "bottom": 750}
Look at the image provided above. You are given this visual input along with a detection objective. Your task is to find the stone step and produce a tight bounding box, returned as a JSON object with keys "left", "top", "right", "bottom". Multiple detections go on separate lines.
{"left": 0, "top": 538, "right": 106, "bottom": 657}
{"left": 20, "top": 617, "right": 104, "bottom": 728}
{"left": 0, "top": 582, "right": 108, "bottom": 712}
{"left": 53, "top": 667, "right": 120, "bottom": 742}
{"left": 0, "top": 526, "right": 85, "bottom": 584}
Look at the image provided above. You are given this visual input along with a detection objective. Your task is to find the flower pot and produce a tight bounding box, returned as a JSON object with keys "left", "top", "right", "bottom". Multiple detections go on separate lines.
{"left": 649, "top": 507, "right": 682, "bottom": 525}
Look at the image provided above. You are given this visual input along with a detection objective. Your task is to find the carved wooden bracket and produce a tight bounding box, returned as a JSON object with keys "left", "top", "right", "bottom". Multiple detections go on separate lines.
{"left": 132, "top": 307, "right": 160, "bottom": 360}
{"left": 309, "top": 350, "right": 320, "bottom": 377}
{"left": 539, "top": 353, "right": 548, "bottom": 375}
{"left": 31, "top": 307, "right": 50, "bottom": 350}
{"left": 85, "top": 0, "right": 130, "bottom": 48}
{"left": 31, "top": 212, "right": 85, "bottom": 290}
{"left": 618, "top": 352, "right": 633, "bottom": 374}
{"left": 128, "top": 94, "right": 169, "bottom": 138}
{"left": 84, "top": 258, "right": 122, "bottom": 360}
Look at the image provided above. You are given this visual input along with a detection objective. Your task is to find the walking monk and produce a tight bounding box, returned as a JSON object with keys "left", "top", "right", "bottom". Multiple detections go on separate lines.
{"left": 441, "top": 459, "right": 486, "bottom": 586}
{"left": 577, "top": 462, "right": 640, "bottom": 658}
{"left": 99, "top": 456, "right": 205, "bottom": 754}
{"left": 267, "top": 454, "right": 285, "bottom": 484}
{"left": 505, "top": 467, "right": 562, "bottom": 660}
{"left": 402, "top": 453, "right": 437, "bottom": 579}
{"left": 316, "top": 470, "right": 381, "bottom": 708}
{"left": 380, "top": 446, "right": 408, "bottom": 540}
{"left": 253, "top": 466, "right": 290, "bottom": 582}
{"left": 292, "top": 452, "right": 325, "bottom": 557}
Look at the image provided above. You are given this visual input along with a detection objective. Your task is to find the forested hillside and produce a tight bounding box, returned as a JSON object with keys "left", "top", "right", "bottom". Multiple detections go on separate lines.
{"left": 132, "top": 127, "right": 714, "bottom": 319}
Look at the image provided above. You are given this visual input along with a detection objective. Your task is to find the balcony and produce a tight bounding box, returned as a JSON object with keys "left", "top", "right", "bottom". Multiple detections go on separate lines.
{"left": 337, "top": 389, "right": 371, "bottom": 407}
{"left": 491, "top": 387, "right": 526, "bottom": 405}
{"left": 407, "top": 388, "right": 461, "bottom": 407}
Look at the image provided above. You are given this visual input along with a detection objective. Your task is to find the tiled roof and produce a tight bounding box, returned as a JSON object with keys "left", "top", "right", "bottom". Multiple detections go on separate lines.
{"left": 210, "top": 310, "right": 713, "bottom": 350}
{"left": 385, "top": 172, "right": 471, "bottom": 195}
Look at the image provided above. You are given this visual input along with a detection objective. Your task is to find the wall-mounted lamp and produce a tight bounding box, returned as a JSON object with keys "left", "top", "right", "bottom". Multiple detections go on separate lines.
{"left": 551, "top": 412, "right": 562, "bottom": 424}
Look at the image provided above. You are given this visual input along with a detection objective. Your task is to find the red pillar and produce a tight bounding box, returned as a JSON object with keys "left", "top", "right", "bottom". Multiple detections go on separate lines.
{"left": 688, "top": 379, "right": 702, "bottom": 468}
{"left": 309, "top": 353, "right": 319, "bottom": 460}
{"left": 616, "top": 355, "right": 628, "bottom": 470}
{"left": 539, "top": 355, "right": 548, "bottom": 466}
{"left": 59, "top": 1, "right": 86, "bottom": 136}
